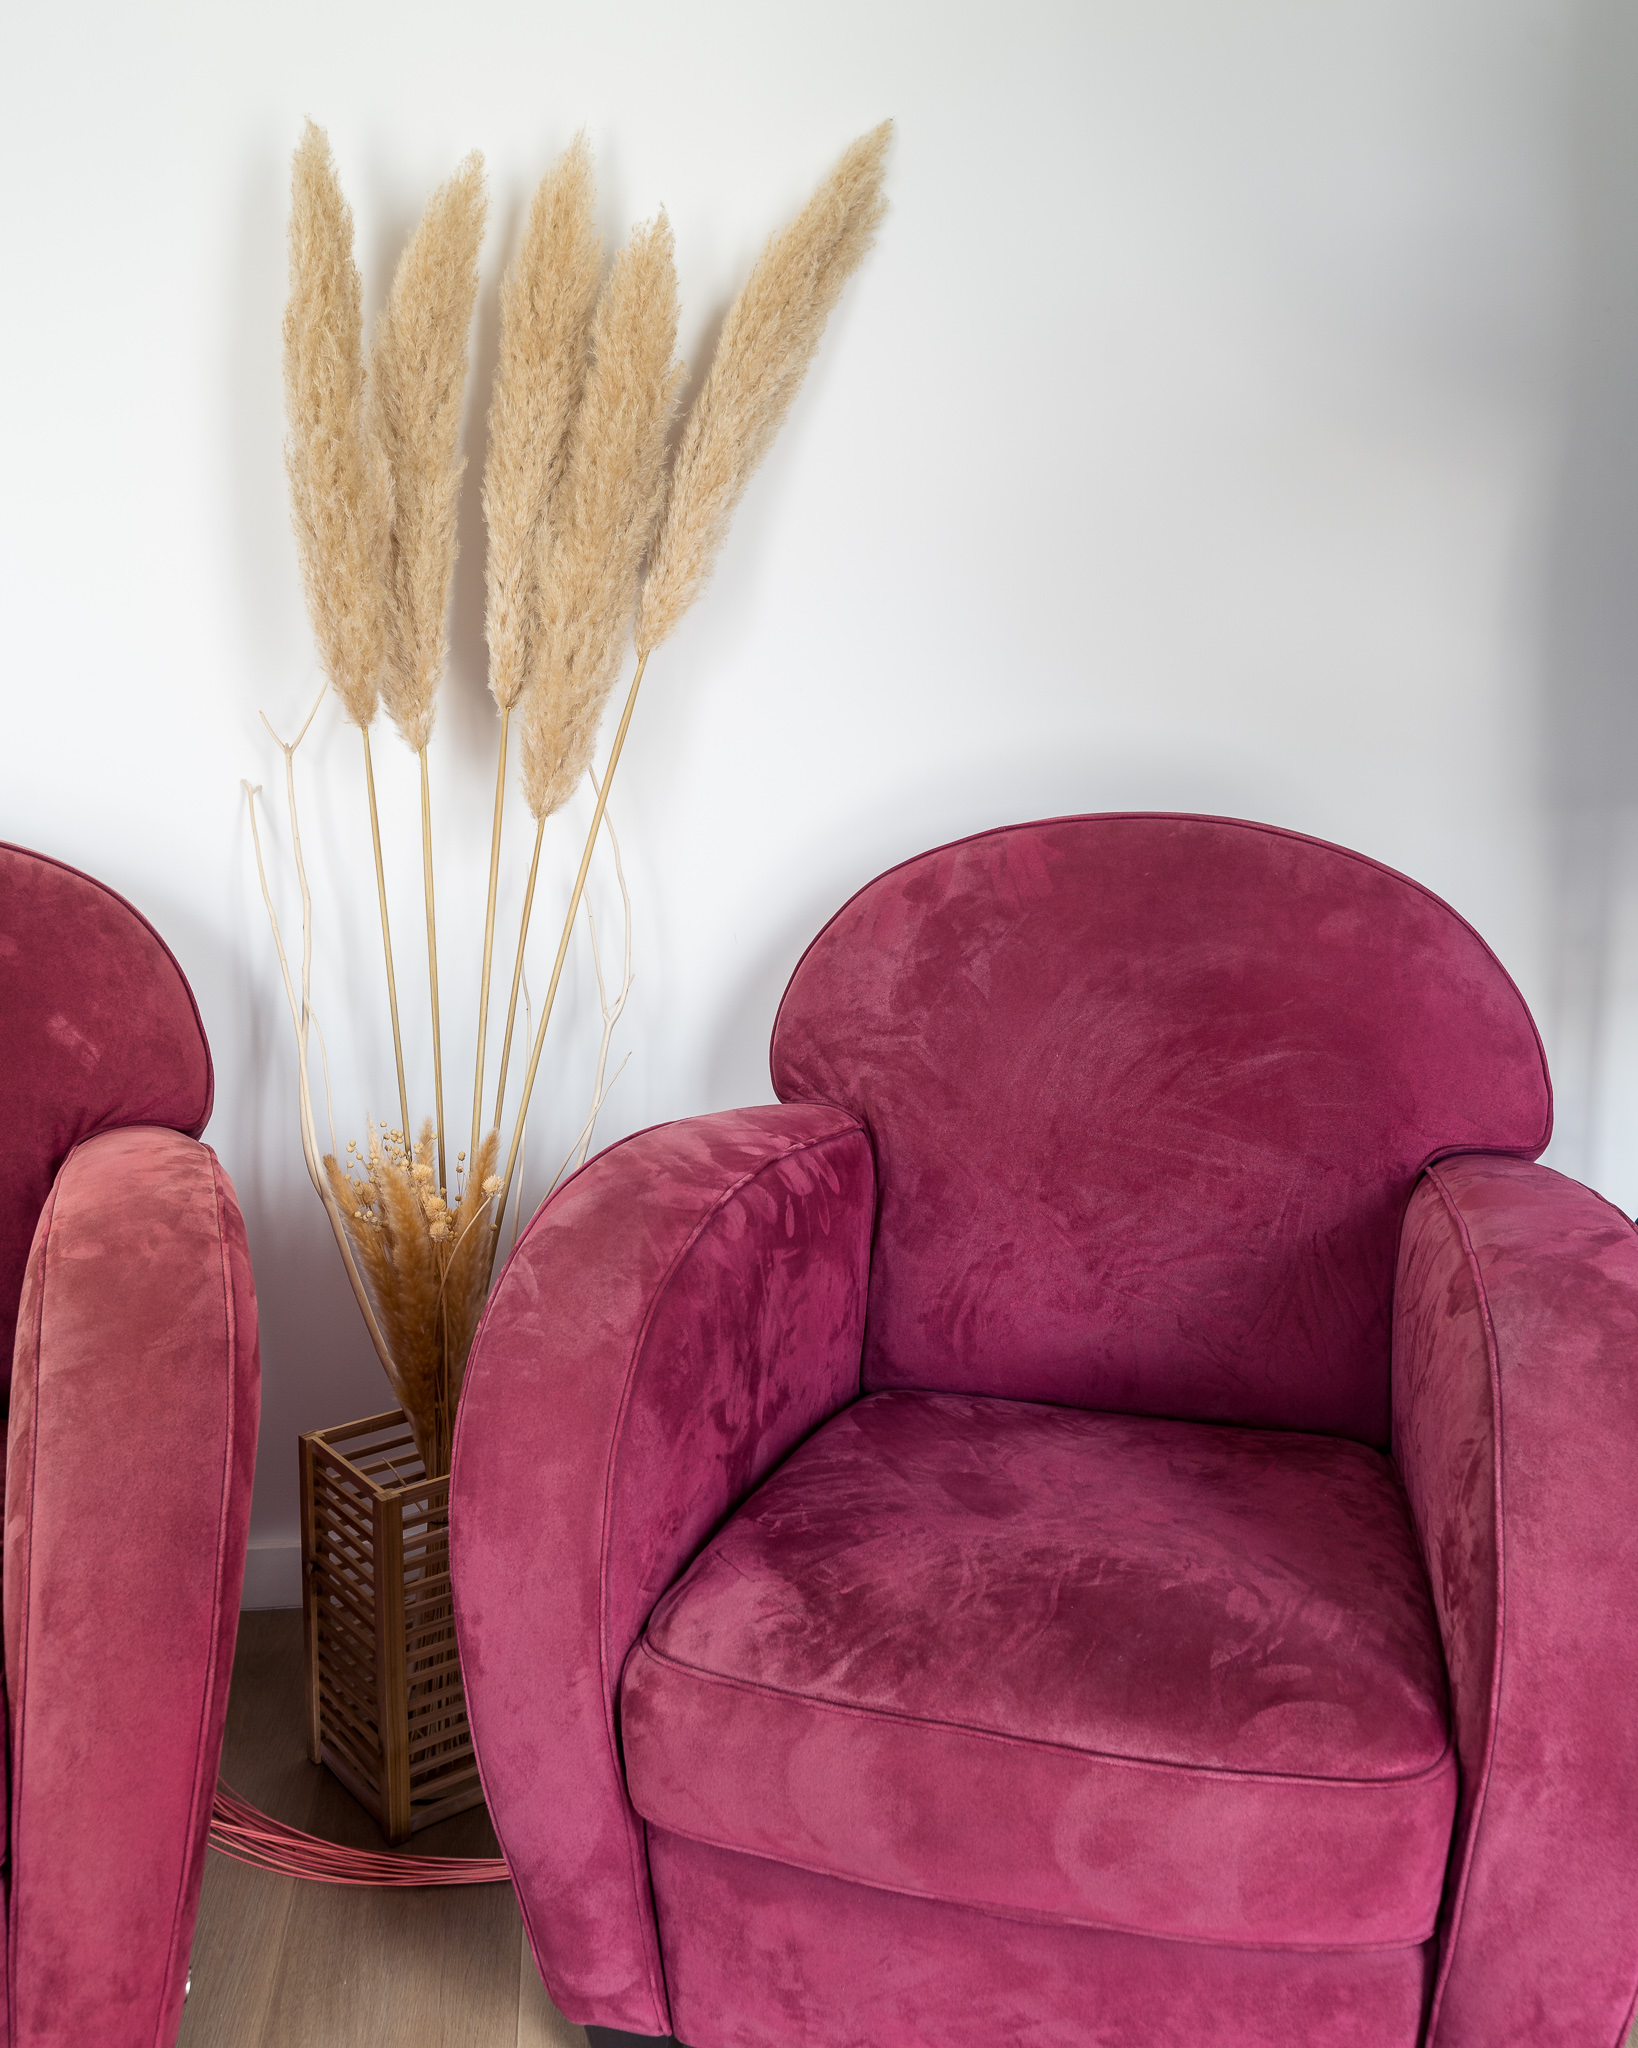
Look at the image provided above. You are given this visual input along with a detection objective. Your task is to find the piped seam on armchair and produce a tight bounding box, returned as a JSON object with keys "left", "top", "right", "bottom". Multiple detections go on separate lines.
{"left": 769, "top": 814, "right": 1555, "bottom": 1141}
{"left": 1416, "top": 1161, "right": 1508, "bottom": 2044}
{"left": 627, "top": 1637, "right": 1458, "bottom": 1792}
{"left": 151, "top": 1145, "right": 241, "bottom": 2046}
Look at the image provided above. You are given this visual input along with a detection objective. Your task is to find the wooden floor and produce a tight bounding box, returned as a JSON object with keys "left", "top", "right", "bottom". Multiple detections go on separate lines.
{"left": 184, "top": 1611, "right": 1623, "bottom": 2045}
{"left": 177, "top": 1610, "right": 589, "bottom": 2048}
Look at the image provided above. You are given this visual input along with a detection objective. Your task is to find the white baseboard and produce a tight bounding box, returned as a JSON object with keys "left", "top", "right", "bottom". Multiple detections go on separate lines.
{"left": 242, "top": 1538, "right": 303, "bottom": 1610}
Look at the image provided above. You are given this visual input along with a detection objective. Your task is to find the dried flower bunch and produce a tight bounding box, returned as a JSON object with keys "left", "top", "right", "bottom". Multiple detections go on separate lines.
{"left": 250, "top": 118, "right": 891, "bottom": 1474}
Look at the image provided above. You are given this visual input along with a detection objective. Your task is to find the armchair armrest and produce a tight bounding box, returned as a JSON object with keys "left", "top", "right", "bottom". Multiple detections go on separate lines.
{"left": 449, "top": 1103, "right": 873, "bottom": 2036}
{"left": 1393, "top": 1155, "right": 1638, "bottom": 2047}
{"left": 5, "top": 1124, "right": 258, "bottom": 2048}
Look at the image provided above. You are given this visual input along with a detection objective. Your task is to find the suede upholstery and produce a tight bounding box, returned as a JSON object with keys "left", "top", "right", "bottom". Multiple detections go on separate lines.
{"left": 648, "top": 1832, "right": 1435, "bottom": 2048}
{"left": 1393, "top": 1156, "right": 1638, "bottom": 2046}
{"left": 0, "top": 844, "right": 213, "bottom": 1397}
{"left": 450, "top": 815, "right": 1638, "bottom": 2047}
{"left": 451, "top": 1105, "right": 873, "bottom": 2035}
{"left": 772, "top": 814, "right": 1549, "bottom": 1442}
{"left": 1, "top": 846, "right": 259, "bottom": 2048}
{"left": 623, "top": 1392, "right": 1454, "bottom": 1948}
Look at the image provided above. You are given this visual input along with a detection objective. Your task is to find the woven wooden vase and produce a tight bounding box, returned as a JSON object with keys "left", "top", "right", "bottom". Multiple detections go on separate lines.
{"left": 299, "top": 1411, "right": 484, "bottom": 1843}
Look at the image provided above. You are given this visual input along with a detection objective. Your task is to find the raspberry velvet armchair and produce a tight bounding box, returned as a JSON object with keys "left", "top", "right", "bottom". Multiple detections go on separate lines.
{"left": 450, "top": 814, "right": 1638, "bottom": 2048}
{"left": 0, "top": 844, "right": 259, "bottom": 2048}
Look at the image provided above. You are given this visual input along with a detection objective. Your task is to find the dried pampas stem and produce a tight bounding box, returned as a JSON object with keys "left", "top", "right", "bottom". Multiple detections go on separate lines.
{"left": 490, "top": 650, "right": 648, "bottom": 1267}
{"left": 636, "top": 121, "right": 891, "bottom": 656}
{"left": 470, "top": 705, "right": 509, "bottom": 1162}
{"left": 418, "top": 749, "right": 447, "bottom": 1197}
{"left": 360, "top": 728, "right": 412, "bottom": 1145}
{"left": 505, "top": 971, "right": 534, "bottom": 1257}
{"left": 491, "top": 812, "right": 544, "bottom": 1132}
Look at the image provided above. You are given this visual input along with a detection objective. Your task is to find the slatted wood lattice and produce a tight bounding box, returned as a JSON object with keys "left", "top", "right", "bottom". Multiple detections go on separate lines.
{"left": 300, "top": 1411, "right": 484, "bottom": 1843}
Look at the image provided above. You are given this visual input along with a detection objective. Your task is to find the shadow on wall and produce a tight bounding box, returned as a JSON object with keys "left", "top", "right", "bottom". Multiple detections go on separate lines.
{"left": 1538, "top": 0, "right": 1638, "bottom": 1189}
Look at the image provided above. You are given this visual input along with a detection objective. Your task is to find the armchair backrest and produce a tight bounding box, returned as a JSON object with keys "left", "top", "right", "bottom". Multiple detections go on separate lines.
{"left": 771, "top": 815, "right": 1551, "bottom": 1444}
{"left": 0, "top": 844, "right": 213, "bottom": 1391}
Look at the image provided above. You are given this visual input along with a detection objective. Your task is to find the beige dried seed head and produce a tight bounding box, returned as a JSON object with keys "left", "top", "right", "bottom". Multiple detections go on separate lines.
{"left": 368, "top": 152, "right": 488, "bottom": 754}
{"left": 439, "top": 1127, "right": 500, "bottom": 1426}
{"left": 326, "top": 1130, "right": 440, "bottom": 1462}
{"left": 283, "top": 121, "right": 389, "bottom": 727}
{"left": 483, "top": 134, "right": 602, "bottom": 718}
{"left": 636, "top": 121, "right": 892, "bottom": 657}
{"left": 521, "top": 210, "right": 683, "bottom": 821}
{"left": 326, "top": 1118, "right": 460, "bottom": 1469}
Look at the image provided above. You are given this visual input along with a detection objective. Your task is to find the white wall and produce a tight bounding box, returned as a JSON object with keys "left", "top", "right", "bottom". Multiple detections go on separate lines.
{"left": 4, "top": 0, "right": 1633, "bottom": 1601}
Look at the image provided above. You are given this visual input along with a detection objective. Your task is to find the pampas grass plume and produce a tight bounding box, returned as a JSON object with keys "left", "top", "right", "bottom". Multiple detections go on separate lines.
{"left": 521, "top": 211, "right": 683, "bottom": 821}
{"left": 483, "top": 135, "right": 601, "bottom": 717}
{"left": 283, "top": 121, "right": 388, "bottom": 728}
{"left": 274, "top": 123, "right": 893, "bottom": 1473}
{"left": 369, "top": 153, "right": 488, "bottom": 753}
{"left": 635, "top": 121, "right": 891, "bottom": 657}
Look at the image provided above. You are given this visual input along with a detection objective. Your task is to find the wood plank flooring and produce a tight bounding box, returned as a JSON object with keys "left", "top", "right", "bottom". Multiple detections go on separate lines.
{"left": 177, "top": 1610, "right": 587, "bottom": 2048}
{"left": 184, "top": 1610, "right": 1617, "bottom": 2045}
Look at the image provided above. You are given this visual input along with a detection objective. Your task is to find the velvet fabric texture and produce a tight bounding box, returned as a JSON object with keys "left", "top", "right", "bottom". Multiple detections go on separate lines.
{"left": 772, "top": 815, "right": 1550, "bottom": 1443}
{"left": 647, "top": 1832, "right": 1434, "bottom": 2048}
{"left": 1393, "top": 1155, "right": 1638, "bottom": 2046}
{"left": 450, "top": 816, "right": 1636, "bottom": 2046}
{"left": 1, "top": 845, "right": 259, "bottom": 2048}
{"left": 0, "top": 845, "right": 213, "bottom": 1400}
{"left": 623, "top": 1391, "right": 1454, "bottom": 1948}
{"left": 450, "top": 1105, "right": 874, "bottom": 2036}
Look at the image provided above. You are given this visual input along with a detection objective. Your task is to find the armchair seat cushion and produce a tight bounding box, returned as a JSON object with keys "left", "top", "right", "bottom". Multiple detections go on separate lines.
{"left": 622, "top": 1391, "right": 1456, "bottom": 1951}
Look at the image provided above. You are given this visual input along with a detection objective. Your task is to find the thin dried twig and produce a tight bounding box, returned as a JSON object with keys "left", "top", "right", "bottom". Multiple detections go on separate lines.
{"left": 242, "top": 722, "right": 394, "bottom": 1379}
{"left": 547, "top": 1053, "right": 631, "bottom": 1200}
